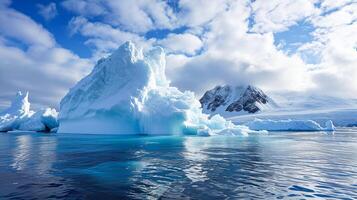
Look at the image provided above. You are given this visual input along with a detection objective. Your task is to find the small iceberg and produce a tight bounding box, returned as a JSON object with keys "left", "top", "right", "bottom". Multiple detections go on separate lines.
{"left": 245, "top": 119, "right": 335, "bottom": 131}
{"left": 58, "top": 41, "right": 259, "bottom": 136}
{"left": 19, "top": 108, "right": 59, "bottom": 132}
{"left": 0, "top": 91, "right": 58, "bottom": 132}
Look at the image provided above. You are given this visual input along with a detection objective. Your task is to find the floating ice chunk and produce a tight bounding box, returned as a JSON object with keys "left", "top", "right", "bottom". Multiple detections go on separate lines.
{"left": 58, "top": 41, "right": 258, "bottom": 136}
{"left": 0, "top": 92, "right": 33, "bottom": 132}
{"left": 245, "top": 118, "right": 336, "bottom": 131}
{"left": 0, "top": 92, "right": 58, "bottom": 132}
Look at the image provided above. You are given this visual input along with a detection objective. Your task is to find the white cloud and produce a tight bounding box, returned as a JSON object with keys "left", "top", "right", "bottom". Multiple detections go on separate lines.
{"left": 105, "top": 0, "right": 176, "bottom": 33}
{"left": 296, "top": 2, "right": 357, "bottom": 98}
{"left": 0, "top": 43, "right": 91, "bottom": 110}
{"left": 62, "top": 0, "right": 176, "bottom": 33}
{"left": 310, "top": 3, "right": 357, "bottom": 28}
{"left": 0, "top": 7, "right": 55, "bottom": 47}
{"left": 177, "top": 0, "right": 231, "bottom": 27}
{"left": 250, "top": 0, "right": 319, "bottom": 33}
{"left": 37, "top": 2, "right": 57, "bottom": 21}
{"left": 61, "top": 0, "right": 106, "bottom": 17}
{"left": 157, "top": 33, "right": 203, "bottom": 55}
{"left": 68, "top": 16, "right": 149, "bottom": 57}
{"left": 0, "top": 4, "right": 91, "bottom": 110}
{"left": 319, "top": 0, "right": 355, "bottom": 12}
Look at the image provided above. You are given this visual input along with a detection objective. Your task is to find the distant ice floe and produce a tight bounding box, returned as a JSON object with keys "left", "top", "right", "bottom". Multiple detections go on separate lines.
{"left": 0, "top": 91, "right": 58, "bottom": 132}
{"left": 245, "top": 118, "right": 335, "bottom": 131}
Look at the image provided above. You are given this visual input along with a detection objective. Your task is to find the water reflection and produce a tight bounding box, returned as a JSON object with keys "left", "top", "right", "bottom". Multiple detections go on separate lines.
{"left": 36, "top": 136, "right": 57, "bottom": 175}
{"left": 179, "top": 136, "right": 278, "bottom": 199}
{"left": 11, "top": 135, "right": 32, "bottom": 171}
{"left": 183, "top": 137, "right": 209, "bottom": 183}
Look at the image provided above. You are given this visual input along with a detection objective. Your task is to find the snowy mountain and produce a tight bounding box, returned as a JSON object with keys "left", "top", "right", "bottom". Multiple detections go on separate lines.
{"left": 0, "top": 91, "right": 58, "bottom": 132}
{"left": 58, "top": 41, "right": 261, "bottom": 135}
{"left": 200, "top": 85, "right": 275, "bottom": 117}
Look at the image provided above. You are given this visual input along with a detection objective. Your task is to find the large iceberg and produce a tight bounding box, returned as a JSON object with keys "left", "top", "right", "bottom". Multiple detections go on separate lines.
{"left": 0, "top": 91, "right": 59, "bottom": 132}
{"left": 245, "top": 118, "right": 335, "bottom": 131}
{"left": 58, "top": 42, "right": 259, "bottom": 135}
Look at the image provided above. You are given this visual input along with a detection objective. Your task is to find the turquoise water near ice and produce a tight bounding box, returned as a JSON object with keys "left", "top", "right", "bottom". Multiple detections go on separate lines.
{"left": 0, "top": 128, "right": 356, "bottom": 199}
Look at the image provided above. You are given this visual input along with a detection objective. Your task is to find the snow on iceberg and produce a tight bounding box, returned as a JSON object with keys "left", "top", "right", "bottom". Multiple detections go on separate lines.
{"left": 245, "top": 118, "right": 335, "bottom": 131}
{"left": 0, "top": 91, "right": 59, "bottom": 132}
{"left": 58, "top": 41, "right": 259, "bottom": 135}
{"left": 0, "top": 91, "right": 33, "bottom": 132}
{"left": 19, "top": 108, "right": 59, "bottom": 132}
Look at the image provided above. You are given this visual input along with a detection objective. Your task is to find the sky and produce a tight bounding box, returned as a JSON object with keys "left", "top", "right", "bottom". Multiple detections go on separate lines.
{"left": 0, "top": 0, "right": 356, "bottom": 110}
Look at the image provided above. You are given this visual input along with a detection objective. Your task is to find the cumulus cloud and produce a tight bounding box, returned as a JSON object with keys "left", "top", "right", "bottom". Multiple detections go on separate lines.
{"left": 68, "top": 16, "right": 151, "bottom": 58}
{"left": 62, "top": 0, "right": 176, "bottom": 33}
{"left": 37, "top": 2, "right": 57, "bottom": 21}
{"left": 297, "top": 2, "right": 357, "bottom": 97}
{"left": 319, "top": 0, "right": 355, "bottom": 12}
{"left": 177, "top": 0, "right": 231, "bottom": 27}
{"left": 157, "top": 33, "right": 203, "bottom": 55}
{"left": 250, "top": 0, "right": 319, "bottom": 33}
{"left": 310, "top": 3, "right": 357, "bottom": 28}
{"left": 0, "top": 4, "right": 91, "bottom": 110}
{"left": 0, "top": 7, "right": 55, "bottom": 47}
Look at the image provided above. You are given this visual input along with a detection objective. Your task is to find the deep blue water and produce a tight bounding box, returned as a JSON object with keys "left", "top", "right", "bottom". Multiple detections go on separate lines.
{"left": 0, "top": 129, "right": 356, "bottom": 199}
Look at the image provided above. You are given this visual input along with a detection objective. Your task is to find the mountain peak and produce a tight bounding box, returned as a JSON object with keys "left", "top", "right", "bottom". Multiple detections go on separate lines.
{"left": 200, "top": 85, "right": 273, "bottom": 116}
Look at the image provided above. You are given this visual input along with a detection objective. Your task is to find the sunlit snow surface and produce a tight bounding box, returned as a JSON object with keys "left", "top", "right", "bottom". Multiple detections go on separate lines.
{"left": 58, "top": 42, "right": 257, "bottom": 135}
{"left": 0, "top": 129, "right": 356, "bottom": 199}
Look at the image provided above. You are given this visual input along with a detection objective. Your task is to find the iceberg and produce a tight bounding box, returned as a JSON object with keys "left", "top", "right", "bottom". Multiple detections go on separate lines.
{"left": 0, "top": 91, "right": 58, "bottom": 132}
{"left": 19, "top": 108, "right": 59, "bottom": 132}
{"left": 58, "top": 41, "right": 258, "bottom": 135}
{"left": 245, "top": 118, "right": 335, "bottom": 131}
{"left": 0, "top": 91, "right": 33, "bottom": 132}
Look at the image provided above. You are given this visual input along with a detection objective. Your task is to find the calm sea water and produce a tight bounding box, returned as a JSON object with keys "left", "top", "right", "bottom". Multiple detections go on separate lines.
{"left": 0, "top": 128, "right": 356, "bottom": 199}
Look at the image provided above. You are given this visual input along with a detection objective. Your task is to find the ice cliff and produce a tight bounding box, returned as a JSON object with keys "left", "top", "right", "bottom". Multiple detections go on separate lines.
{"left": 58, "top": 42, "right": 259, "bottom": 135}
{"left": 0, "top": 91, "right": 58, "bottom": 132}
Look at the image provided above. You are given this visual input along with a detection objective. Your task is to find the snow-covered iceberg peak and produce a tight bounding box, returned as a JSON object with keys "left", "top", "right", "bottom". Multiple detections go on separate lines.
{"left": 58, "top": 41, "right": 258, "bottom": 135}
{"left": 2, "top": 91, "right": 31, "bottom": 116}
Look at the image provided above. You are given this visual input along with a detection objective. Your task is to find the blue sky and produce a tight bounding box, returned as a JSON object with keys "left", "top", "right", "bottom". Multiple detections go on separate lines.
{"left": 0, "top": 0, "right": 356, "bottom": 110}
